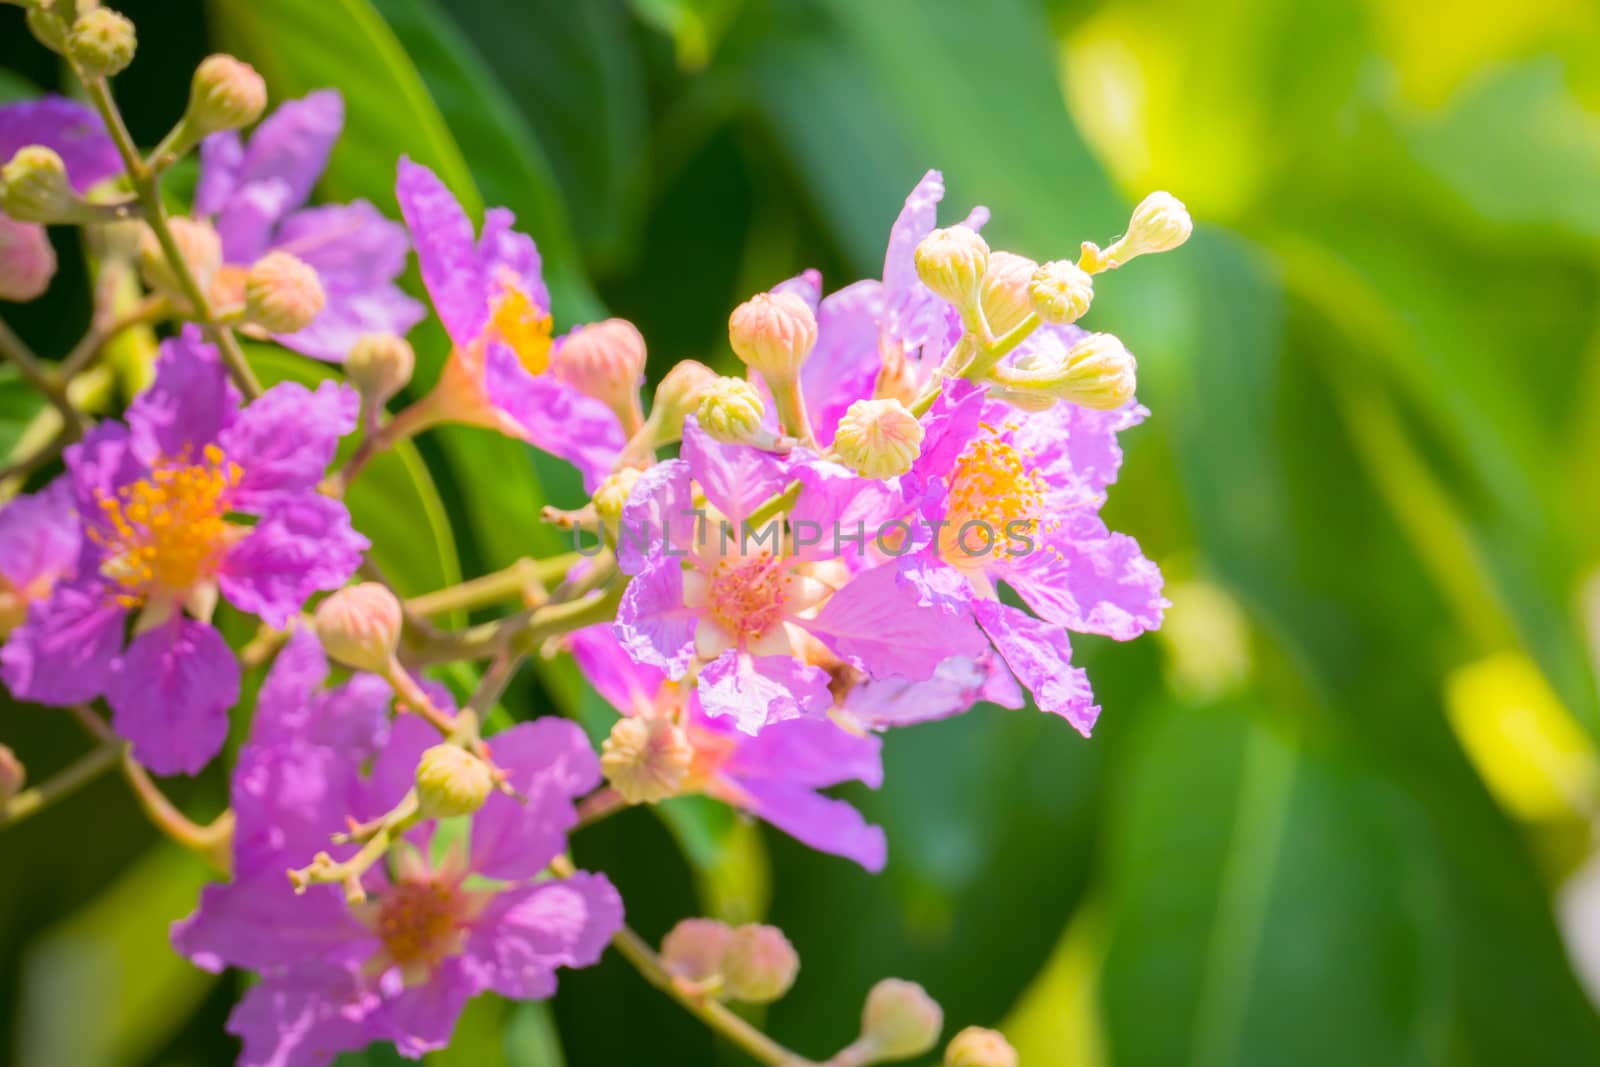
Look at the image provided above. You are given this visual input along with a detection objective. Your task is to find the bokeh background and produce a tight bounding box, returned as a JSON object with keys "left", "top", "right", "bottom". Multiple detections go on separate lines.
{"left": 5, "top": 0, "right": 1600, "bottom": 1064}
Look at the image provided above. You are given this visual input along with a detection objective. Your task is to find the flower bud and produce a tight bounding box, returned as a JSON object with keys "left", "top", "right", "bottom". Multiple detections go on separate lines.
{"left": 1028, "top": 259, "right": 1094, "bottom": 325}
{"left": 551, "top": 318, "right": 647, "bottom": 426}
{"left": 977, "top": 251, "right": 1039, "bottom": 336}
{"left": 723, "top": 923, "right": 799, "bottom": 1003}
{"left": 414, "top": 743, "right": 494, "bottom": 819}
{"left": 648, "top": 359, "right": 718, "bottom": 442}
{"left": 314, "top": 583, "right": 402, "bottom": 673}
{"left": 591, "top": 467, "right": 641, "bottom": 533}
{"left": 832, "top": 398, "right": 924, "bottom": 479}
{"left": 1082, "top": 191, "right": 1193, "bottom": 272}
{"left": 914, "top": 226, "right": 989, "bottom": 311}
{"left": 1009, "top": 331, "right": 1136, "bottom": 410}
{"left": 945, "top": 1027, "right": 1017, "bottom": 1067}
{"left": 138, "top": 217, "right": 222, "bottom": 296}
{"left": 67, "top": 8, "right": 137, "bottom": 78}
{"left": 186, "top": 55, "right": 268, "bottom": 136}
{"left": 601, "top": 716, "right": 692, "bottom": 804}
{"left": 0, "top": 216, "right": 57, "bottom": 302}
{"left": 0, "top": 744, "right": 24, "bottom": 808}
{"left": 0, "top": 146, "right": 75, "bottom": 224}
{"left": 344, "top": 332, "right": 415, "bottom": 407}
{"left": 860, "top": 979, "right": 943, "bottom": 1061}
{"left": 27, "top": 4, "right": 69, "bottom": 55}
{"left": 728, "top": 291, "right": 816, "bottom": 382}
{"left": 245, "top": 251, "right": 325, "bottom": 333}
{"left": 661, "top": 918, "right": 734, "bottom": 983}
{"left": 695, "top": 376, "right": 766, "bottom": 444}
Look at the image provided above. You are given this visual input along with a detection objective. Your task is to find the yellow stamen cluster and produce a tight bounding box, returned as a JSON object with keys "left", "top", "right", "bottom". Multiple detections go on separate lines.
{"left": 88, "top": 444, "right": 241, "bottom": 606}
{"left": 938, "top": 426, "right": 1048, "bottom": 567}
{"left": 490, "top": 284, "right": 554, "bottom": 375}
{"left": 370, "top": 879, "right": 467, "bottom": 972}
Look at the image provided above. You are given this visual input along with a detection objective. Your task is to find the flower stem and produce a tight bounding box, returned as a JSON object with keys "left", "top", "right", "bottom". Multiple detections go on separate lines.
{"left": 0, "top": 316, "right": 85, "bottom": 438}
{"left": 406, "top": 555, "right": 581, "bottom": 617}
{"left": 0, "top": 742, "right": 121, "bottom": 827}
{"left": 745, "top": 479, "right": 803, "bottom": 528}
{"left": 573, "top": 786, "right": 628, "bottom": 831}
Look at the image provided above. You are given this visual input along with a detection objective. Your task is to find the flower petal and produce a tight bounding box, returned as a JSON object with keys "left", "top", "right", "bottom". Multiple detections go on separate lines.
{"left": 615, "top": 457, "right": 693, "bottom": 574}
{"left": 1005, "top": 513, "right": 1166, "bottom": 640}
{"left": 807, "top": 560, "right": 984, "bottom": 680}
{"left": 718, "top": 776, "right": 886, "bottom": 872}
{"left": 225, "top": 965, "right": 374, "bottom": 1067}
{"left": 396, "top": 157, "right": 485, "bottom": 346}
{"left": 471, "top": 872, "right": 622, "bottom": 1000}
{"left": 680, "top": 419, "right": 790, "bottom": 524}
{"left": 471, "top": 718, "right": 599, "bottom": 882}
{"left": 219, "top": 495, "right": 367, "bottom": 628}
{"left": 481, "top": 343, "right": 624, "bottom": 490}
{"left": 0, "top": 476, "right": 79, "bottom": 593}
{"left": 107, "top": 617, "right": 239, "bottom": 775}
{"left": 613, "top": 558, "right": 697, "bottom": 678}
{"left": 0, "top": 581, "right": 124, "bottom": 705}
{"left": 972, "top": 598, "right": 1099, "bottom": 735}
{"left": 127, "top": 328, "right": 240, "bottom": 462}
{"left": 0, "top": 96, "right": 119, "bottom": 191}
{"left": 218, "top": 379, "right": 359, "bottom": 506}
{"left": 697, "top": 650, "right": 831, "bottom": 735}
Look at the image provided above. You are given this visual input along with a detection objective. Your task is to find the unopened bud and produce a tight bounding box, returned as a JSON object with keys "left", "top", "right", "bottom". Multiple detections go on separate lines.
{"left": 945, "top": 1027, "right": 1017, "bottom": 1067}
{"left": 860, "top": 979, "right": 943, "bottom": 1061}
{"left": 1082, "top": 191, "right": 1192, "bottom": 273}
{"left": 832, "top": 398, "right": 923, "bottom": 479}
{"left": 344, "top": 332, "right": 415, "bottom": 406}
{"left": 601, "top": 716, "right": 692, "bottom": 804}
{"left": 1005, "top": 331, "right": 1136, "bottom": 410}
{"left": 0, "top": 216, "right": 57, "bottom": 302}
{"left": 414, "top": 743, "right": 494, "bottom": 819}
{"left": 914, "top": 226, "right": 989, "bottom": 311}
{"left": 0, "top": 744, "right": 24, "bottom": 808}
{"left": 695, "top": 377, "right": 766, "bottom": 444}
{"left": 314, "top": 583, "right": 402, "bottom": 673}
{"left": 1029, "top": 260, "right": 1094, "bottom": 325}
{"left": 67, "top": 8, "right": 137, "bottom": 78}
{"left": 977, "top": 251, "right": 1039, "bottom": 336}
{"left": 138, "top": 217, "right": 222, "bottom": 296}
{"left": 592, "top": 467, "right": 641, "bottom": 533}
{"left": 728, "top": 291, "right": 816, "bottom": 382}
{"left": 245, "top": 251, "right": 325, "bottom": 333}
{"left": 551, "top": 318, "right": 647, "bottom": 426}
{"left": 186, "top": 55, "right": 268, "bottom": 136}
{"left": 648, "top": 359, "right": 718, "bottom": 442}
{"left": 661, "top": 918, "right": 734, "bottom": 983}
{"left": 723, "top": 924, "right": 799, "bottom": 1004}
{"left": 0, "top": 146, "right": 74, "bottom": 224}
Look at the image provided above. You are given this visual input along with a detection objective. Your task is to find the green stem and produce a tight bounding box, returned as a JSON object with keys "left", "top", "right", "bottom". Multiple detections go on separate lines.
{"left": 746, "top": 479, "right": 803, "bottom": 528}
{"left": 0, "top": 742, "right": 121, "bottom": 827}
{"left": 0, "top": 316, "right": 84, "bottom": 437}
{"left": 406, "top": 555, "right": 580, "bottom": 617}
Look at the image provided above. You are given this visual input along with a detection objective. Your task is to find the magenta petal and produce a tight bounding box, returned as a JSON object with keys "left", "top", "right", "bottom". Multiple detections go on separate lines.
{"left": 250, "top": 630, "right": 391, "bottom": 760}
{"left": 274, "top": 201, "right": 411, "bottom": 291}
{"left": 107, "top": 618, "right": 239, "bottom": 775}
{"left": 972, "top": 598, "right": 1099, "bottom": 736}
{"left": 127, "top": 329, "right": 240, "bottom": 462}
{"left": 173, "top": 874, "right": 371, "bottom": 973}
{"left": 614, "top": 559, "right": 697, "bottom": 678}
{"left": 472, "top": 872, "right": 622, "bottom": 1000}
{"left": 214, "top": 90, "right": 343, "bottom": 261}
{"left": 215, "top": 178, "right": 296, "bottom": 264}
{"left": 481, "top": 343, "right": 624, "bottom": 490}
{"left": 1005, "top": 516, "right": 1166, "bottom": 640}
{"left": 64, "top": 421, "right": 141, "bottom": 528}
{"left": 230, "top": 742, "right": 355, "bottom": 877}
{"left": 0, "top": 582, "right": 124, "bottom": 705}
{"left": 726, "top": 777, "right": 887, "bottom": 872}
{"left": 0, "top": 96, "right": 119, "bottom": 191}
{"left": 396, "top": 157, "right": 485, "bottom": 346}
{"left": 194, "top": 130, "right": 244, "bottom": 215}
{"left": 226, "top": 966, "right": 374, "bottom": 1067}
{"left": 841, "top": 654, "right": 1015, "bottom": 729}
{"left": 808, "top": 560, "right": 983, "bottom": 680}
{"left": 273, "top": 284, "right": 425, "bottom": 364}
{"left": 219, "top": 495, "right": 367, "bottom": 628}
{"left": 697, "top": 651, "right": 832, "bottom": 735}
{"left": 725, "top": 715, "right": 883, "bottom": 789}
{"left": 567, "top": 625, "right": 666, "bottom": 718}
{"left": 615, "top": 458, "right": 693, "bottom": 574}
{"left": 0, "top": 477, "right": 79, "bottom": 592}
{"left": 680, "top": 420, "right": 791, "bottom": 524}
{"left": 471, "top": 718, "right": 599, "bottom": 882}
{"left": 219, "top": 379, "right": 359, "bottom": 506}
{"left": 375, "top": 959, "right": 479, "bottom": 1059}
{"left": 1012, "top": 395, "right": 1146, "bottom": 507}
{"left": 477, "top": 206, "right": 549, "bottom": 314}
{"left": 803, "top": 279, "right": 885, "bottom": 446}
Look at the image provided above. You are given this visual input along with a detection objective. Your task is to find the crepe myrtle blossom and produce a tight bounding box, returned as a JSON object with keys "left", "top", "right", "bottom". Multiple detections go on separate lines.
{"left": 388, "top": 157, "right": 624, "bottom": 489}
{"left": 0, "top": 479, "right": 79, "bottom": 637}
{"left": 0, "top": 329, "right": 367, "bottom": 774}
{"left": 0, "top": 96, "right": 120, "bottom": 301}
{"left": 172, "top": 631, "right": 621, "bottom": 1066}
{"left": 614, "top": 419, "right": 964, "bottom": 734}
{"left": 193, "top": 90, "right": 424, "bottom": 360}
{"left": 569, "top": 624, "right": 888, "bottom": 871}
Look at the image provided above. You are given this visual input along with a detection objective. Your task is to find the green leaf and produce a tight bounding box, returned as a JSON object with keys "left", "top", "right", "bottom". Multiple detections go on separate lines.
{"left": 0, "top": 365, "right": 49, "bottom": 462}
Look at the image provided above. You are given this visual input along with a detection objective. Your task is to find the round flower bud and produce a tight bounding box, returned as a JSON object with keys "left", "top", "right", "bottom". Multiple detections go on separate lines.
{"left": 0, "top": 146, "right": 75, "bottom": 224}
{"left": 1012, "top": 331, "right": 1136, "bottom": 410}
{"left": 977, "top": 251, "right": 1039, "bottom": 336}
{"left": 414, "top": 743, "right": 494, "bottom": 819}
{"left": 0, "top": 744, "right": 24, "bottom": 809}
{"left": 67, "top": 8, "right": 137, "bottom": 78}
{"left": 1028, "top": 259, "right": 1094, "bottom": 325}
{"left": 0, "top": 216, "right": 57, "bottom": 302}
{"left": 551, "top": 318, "right": 647, "bottom": 410}
{"left": 945, "top": 1027, "right": 1017, "bottom": 1067}
{"left": 728, "top": 291, "right": 816, "bottom": 382}
{"left": 861, "top": 979, "right": 943, "bottom": 1060}
{"left": 187, "top": 54, "right": 268, "bottom": 136}
{"left": 723, "top": 924, "right": 799, "bottom": 1004}
{"left": 601, "top": 716, "right": 692, "bottom": 804}
{"left": 245, "top": 251, "right": 325, "bottom": 333}
{"left": 695, "top": 376, "right": 766, "bottom": 444}
{"left": 832, "top": 398, "right": 924, "bottom": 479}
{"left": 648, "top": 359, "right": 718, "bottom": 441}
{"left": 138, "top": 217, "right": 222, "bottom": 296}
{"left": 314, "top": 583, "right": 402, "bottom": 673}
{"left": 914, "top": 225, "right": 989, "bottom": 310}
{"left": 344, "top": 332, "right": 415, "bottom": 407}
{"left": 1121, "top": 191, "right": 1193, "bottom": 259}
{"left": 592, "top": 467, "right": 641, "bottom": 533}
{"left": 661, "top": 918, "right": 734, "bottom": 983}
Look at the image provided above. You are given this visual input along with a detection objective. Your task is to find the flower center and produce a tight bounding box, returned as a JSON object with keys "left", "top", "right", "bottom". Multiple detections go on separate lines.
{"left": 939, "top": 425, "right": 1047, "bottom": 567}
{"left": 373, "top": 878, "right": 467, "bottom": 972}
{"left": 707, "top": 551, "right": 790, "bottom": 640}
{"left": 88, "top": 444, "right": 242, "bottom": 605}
{"left": 489, "top": 284, "right": 553, "bottom": 375}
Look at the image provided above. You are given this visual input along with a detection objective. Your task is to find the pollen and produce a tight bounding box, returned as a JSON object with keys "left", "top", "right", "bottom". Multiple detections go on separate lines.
{"left": 371, "top": 878, "right": 467, "bottom": 972}
{"left": 489, "top": 283, "right": 554, "bottom": 375}
{"left": 708, "top": 551, "right": 790, "bottom": 640}
{"left": 940, "top": 424, "right": 1049, "bottom": 567}
{"left": 87, "top": 444, "right": 242, "bottom": 606}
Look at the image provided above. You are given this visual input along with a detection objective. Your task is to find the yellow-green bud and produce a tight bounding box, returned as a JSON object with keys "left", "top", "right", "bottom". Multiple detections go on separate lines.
{"left": 187, "top": 55, "right": 268, "bottom": 136}
{"left": 722, "top": 924, "right": 799, "bottom": 1004}
{"left": 832, "top": 398, "right": 924, "bottom": 479}
{"left": 945, "top": 1027, "right": 1017, "bottom": 1067}
{"left": 1006, "top": 331, "right": 1136, "bottom": 410}
{"left": 977, "top": 251, "right": 1038, "bottom": 336}
{"left": 26, "top": 2, "right": 69, "bottom": 55}
{"left": 1028, "top": 259, "right": 1094, "bottom": 325}
{"left": 67, "top": 8, "right": 137, "bottom": 78}
{"left": 861, "top": 979, "right": 943, "bottom": 1060}
{"left": 728, "top": 290, "right": 816, "bottom": 382}
{"left": 344, "top": 332, "right": 415, "bottom": 407}
{"left": 661, "top": 918, "right": 734, "bottom": 983}
{"left": 1082, "top": 191, "right": 1193, "bottom": 273}
{"left": 245, "top": 251, "right": 325, "bottom": 333}
{"left": 914, "top": 225, "right": 989, "bottom": 311}
{"left": 592, "top": 467, "right": 641, "bottom": 533}
{"left": 138, "top": 217, "right": 222, "bottom": 296}
{"left": 0, "top": 216, "right": 56, "bottom": 302}
{"left": 647, "top": 359, "right": 718, "bottom": 442}
{"left": 695, "top": 376, "right": 766, "bottom": 443}
{"left": 0, "top": 744, "right": 24, "bottom": 809}
{"left": 414, "top": 743, "right": 494, "bottom": 819}
{"left": 600, "top": 716, "right": 692, "bottom": 804}
{"left": 314, "top": 583, "right": 402, "bottom": 673}
{"left": 0, "top": 146, "right": 74, "bottom": 223}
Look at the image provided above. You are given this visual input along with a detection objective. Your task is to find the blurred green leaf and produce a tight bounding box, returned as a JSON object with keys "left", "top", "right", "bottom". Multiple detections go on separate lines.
{"left": 0, "top": 365, "right": 48, "bottom": 460}
{"left": 629, "top": 0, "right": 745, "bottom": 71}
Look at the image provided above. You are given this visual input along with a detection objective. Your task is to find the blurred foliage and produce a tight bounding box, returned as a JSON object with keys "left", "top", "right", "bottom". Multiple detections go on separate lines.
{"left": 5, "top": 0, "right": 1600, "bottom": 1064}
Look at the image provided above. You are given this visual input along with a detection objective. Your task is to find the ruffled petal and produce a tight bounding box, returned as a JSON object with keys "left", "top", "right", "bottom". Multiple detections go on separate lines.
{"left": 680, "top": 419, "right": 790, "bottom": 525}
{"left": 173, "top": 874, "right": 371, "bottom": 973}
{"left": 395, "top": 157, "right": 485, "bottom": 346}
{"left": 215, "top": 90, "right": 343, "bottom": 258}
{"left": 0, "top": 476, "right": 79, "bottom": 592}
{"left": 374, "top": 958, "right": 479, "bottom": 1060}
{"left": 802, "top": 279, "right": 885, "bottom": 446}
{"left": 480, "top": 342, "right": 624, "bottom": 490}
{"left": 106, "top": 617, "right": 239, "bottom": 775}
{"left": 566, "top": 624, "right": 666, "bottom": 718}
{"left": 807, "top": 560, "right": 983, "bottom": 680}
{"left": 194, "top": 130, "right": 244, "bottom": 216}
{"left": 697, "top": 650, "right": 831, "bottom": 735}
{"left": 840, "top": 652, "right": 1022, "bottom": 730}
{"left": 972, "top": 598, "right": 1099, "bottom": 735}
{"left": 615, "top": 457, "right": 693, "bottom": 574}
{"left": 219, "top": 495, "right": 367, "bottom": 628}
{"left": 225, "top": 965, "right": 375, "bottom": 1067}
{"left": 126, "top": 328, "right": 240, "bottom": 463}
{"left": 471, "top": 718, "right": 599, "bottom": 882}
{"left": 613, "top": 558, "right": 697, "bottom": 678}
{"left": 218, "top": 379, "right": 359, "bottom": 507}
{"left": 723, "top": 714, "right": 883, "bottom": 789}
{"left": 1004, "top": 513, "right": 1166, "bottom": 640}
{"left": 470, "top": 872, "right": 622, "bottom": 1000}
{"left": 477, "top": 206, "right": 549, "bottom": 314}
{"left": 0, "top": 581, "right": 124, "bottom": 705}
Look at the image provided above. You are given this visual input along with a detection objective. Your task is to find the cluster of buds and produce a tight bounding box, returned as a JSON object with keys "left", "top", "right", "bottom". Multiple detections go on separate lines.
{"left": 660, "top": 918, "right": 800, "bottom": 1003}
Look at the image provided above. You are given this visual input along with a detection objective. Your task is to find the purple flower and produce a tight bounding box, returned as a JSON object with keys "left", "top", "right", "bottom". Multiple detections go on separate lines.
{"left": 0, "top": 329, "right": 367, "bottom": 774}
{"left": 172, "top": 631, "right": 621, "bottom": 1066}
{"left": 195, "top": 91, "right": 424, "bottom": 361}
{"left": 391, "top": 158, "right": 624, "bottom": 489}
{"left": 569, "top": 624, "right": 888, "bottom": 871}
{"left": 0, "top": 478, "right": 80, "bottom": 636}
